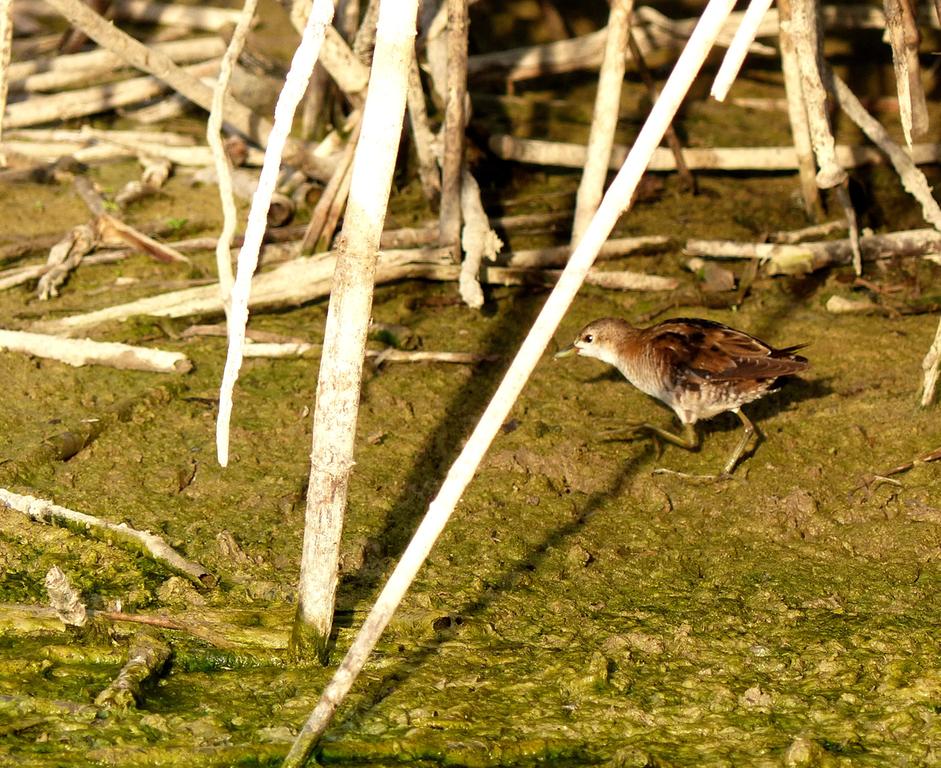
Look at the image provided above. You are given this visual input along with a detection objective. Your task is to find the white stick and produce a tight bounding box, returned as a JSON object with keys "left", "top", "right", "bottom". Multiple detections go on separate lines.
{"left": 207, "top": 0, "right": 258, "bottom": 315}
{"left": 3, "top": 61, "right": 220, "bottom": 130}
{"left": 0, "top": 488, "right": 210, "bottom": 583}
{"left": 777, "top": 0, "right": 820, "bottom": 216}
{"left": 710, "top": 0, "right": 774, "bottom": 101}
{"left": 283, "top": 1, "right": 738, "bottom": 762}
{"left": 571, "top": 0, "right": 633, "bottom": 247}
{"left": 293, "top": 0, "right": 419, "bottom": 662}
{"left": 790, "top": 0, "right": 844, "bottom": 188}
{"left": 458, "top": 166, "right": 502, "bottom": 309}
{"left": 215, "top": 0, "right": 335, "bottom": 468}
{"left": 8, "top": 127, "right": 197, "bottom": 145}
{"left": 686, "top": 227, "right": 941, "bottom": 273}
{"left": 0, "top": 328, "right": 192, "bottom": 372}
{"left": 7, "top": 37, "right": 225, "bottom": 93}
{"left": 489, "top": 135, "right": 941, "bottom": 171}
{"left": 921, "top": 317, "right": 941, "bottom": 407}
{"left": 0, "top": 0, "right": 12, "bottom": 166}
{"left": 32, "top": 248, "right": 453, "bottom": 335}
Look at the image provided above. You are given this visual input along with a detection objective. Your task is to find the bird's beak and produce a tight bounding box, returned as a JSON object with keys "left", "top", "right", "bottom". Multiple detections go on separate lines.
{"left": 554, "top": 344, "right": 577, "bottom": 359}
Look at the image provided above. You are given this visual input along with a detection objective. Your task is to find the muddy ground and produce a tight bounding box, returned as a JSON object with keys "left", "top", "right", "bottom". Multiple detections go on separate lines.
{"left": 2, "top": 3, "right": 941, "bottom": 767}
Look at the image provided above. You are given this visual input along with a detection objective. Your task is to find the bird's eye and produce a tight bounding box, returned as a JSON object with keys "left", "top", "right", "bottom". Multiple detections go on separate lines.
{"left": 583, "top": 334, "right": 593, "bottom": 343}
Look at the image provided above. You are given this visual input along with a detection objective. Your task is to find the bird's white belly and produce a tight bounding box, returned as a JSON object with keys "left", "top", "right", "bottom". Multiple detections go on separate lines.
{"left": 618, "top": 362, "right": 759, "bottom": 425}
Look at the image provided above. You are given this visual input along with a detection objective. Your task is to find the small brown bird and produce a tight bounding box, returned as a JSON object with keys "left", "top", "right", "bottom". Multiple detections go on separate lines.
{"left": 556, "top": 317, "right": 809, "bottom": 475}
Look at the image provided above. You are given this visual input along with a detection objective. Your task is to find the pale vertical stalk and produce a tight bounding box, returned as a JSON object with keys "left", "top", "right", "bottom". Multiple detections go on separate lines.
{"left": 789, "top": 0, "right": 843, "bottom": 188}
{"left": 291, "top": 0, "right": 420, "bottom": 662}
{"left": 406, "top": 44, "right": 441, "bottom": 207}
{"left": 288, "top": 0, "right": 310, "bottom": 32}
{"left": 0, "top": 0, "right": 14, "bottom": 166}
{"left": 571, "top": 0, "right": 634, "bottom": 248}
{"left": 352, "top": 0, "right": 380, "bottom": 59}
{"left": 627, "top": 31, "right": 695, "bottom": 192}
{"left": 215, "top": 0, "right": 336, "bottom": 467}
{"left": 457, "top": 165, "right": 502, "bottom": 309}
{"left": 299, "top": 64, "right": 330, "bottom": 140}
{"left": 710, "top": 0, "right": 774, "bottom": 101}
{"left": 790, "top": 0, "right": 860, "bottom": 272}
{"left": 921, "top": 317, "right": 941, "bottom": 407}
{"left": 438, "top": 0, "right": 467, "bottom": 253}
{"left": 207, "top": 0, "right": 258, "bottom": 312}
{"left": 283, "top": 2, "right": 737, "bottom": 762}
{"left": 883, "top": 0, "right": 928, "bottom": 147}
{"left": 338, "top": 0, "right": 360, "bottom": 41}
{"left": 777, "top": 0, "right": 821, "bottom": 217}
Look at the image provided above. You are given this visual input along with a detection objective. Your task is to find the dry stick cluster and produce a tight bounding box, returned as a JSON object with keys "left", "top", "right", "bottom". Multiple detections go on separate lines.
{"left": 2, "top": 0, "right": 941, "bottom": 764}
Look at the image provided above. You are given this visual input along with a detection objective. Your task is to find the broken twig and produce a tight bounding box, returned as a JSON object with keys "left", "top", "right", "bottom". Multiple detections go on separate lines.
{"left": 0, "top": 329, "right": 192, "bottom": 372}
{"left": 0, "top": 488, "right": 213, "bottom": 586}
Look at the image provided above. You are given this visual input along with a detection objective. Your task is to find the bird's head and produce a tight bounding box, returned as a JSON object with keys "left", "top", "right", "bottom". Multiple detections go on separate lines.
{"left": 554, "top": 318, "right": 632, "bottom": 366}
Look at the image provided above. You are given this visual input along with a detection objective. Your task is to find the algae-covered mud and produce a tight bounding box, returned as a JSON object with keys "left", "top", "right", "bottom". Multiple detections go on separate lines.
{"left": 3, "top": 4, "right": 941, "bottom": 767}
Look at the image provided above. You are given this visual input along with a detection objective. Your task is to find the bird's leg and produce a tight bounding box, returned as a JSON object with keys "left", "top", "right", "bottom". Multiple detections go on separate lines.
{"left": 602, "top": 421, "right": 699, "bottom": 450}
{"left": 722, "top": 408, "right": 761, "bottom": 475}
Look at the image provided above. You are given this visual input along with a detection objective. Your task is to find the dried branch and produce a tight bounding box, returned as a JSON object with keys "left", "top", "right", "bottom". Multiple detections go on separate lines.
{"left": 627, "top": 29, "right": 695, "bottom": 192}
{"left": 4, "top": 60, "right": 219, "bottom": 129}
{"left": 45, "top": 566, "right": 87, "bottom": 627}
{"left": 1, "top": 132, "right": 264, "bottom": 167}
{"left": 0, "top": 0, "right": 12, "bottom": 165}
{"left": 34, "top": 236, "right": 668, "bottom": 334}
{"left": 110, "top": 0, "right": 245, "bottom": 31}
{"left": 921, "top": 318, "right": 941, "bottom": 406}
{"left": 685, "top": 227, "right": 941, "bottom": 274}
{"left": 39, "top": 0, "right": 319, "bottom": 173}
{"left": 828, "top": 68, "right": 941, "bottom": 231}
{"left": 790, "top": 0, "right": 860, "bottom": 272}
{"left": 0, "top": 329, "right": 192, "bottom": 372}
{"left": 301, "top": 112, "right": 362, "bottom": 253}
{"left": 94, "top": 633, "right": 170, "bottom": 710}
{"left": 8, "top": 36, "right": 226, "bottom": 93}
{"left": 0, "top": 602, "right": 292, "bottom": 649}
{"left": 769, "top": 220, "right": 846, "bottom": 243}
{"left": 0, "top": 488, "right": 213, "bottom": 586}
{"left": 406, "top": 43, "right": 441, "bottom": 207}
{"left": 571, "top": 0, "right": 634, "bottom": 247}
{"left": 883, "top": 0, "right": 928, "bottom": 146}
{"left": 458, "top": 166, "right": 502, "bottom": 309}
{"left": 489, "top": 134, "right": 941, "bottom": 172}
{"left": 438, "top": 0, "right": 468, "bottom": 253}
{"left": 776, "top": 0, "right": 822, "bottom": 216}
{"left": 37, "top": 223, "right": 97, "bottom": 300}
{"left": 114, "top": 155, "right": 173, "bottom": 208}
{"left": 291, "top": 0, "right": 420, "bottom": 665}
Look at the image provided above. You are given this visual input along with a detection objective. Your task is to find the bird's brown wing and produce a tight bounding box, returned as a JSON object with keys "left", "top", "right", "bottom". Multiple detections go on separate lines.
{"left": 646, "top": 319, "right": 808, "bottom": 383}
